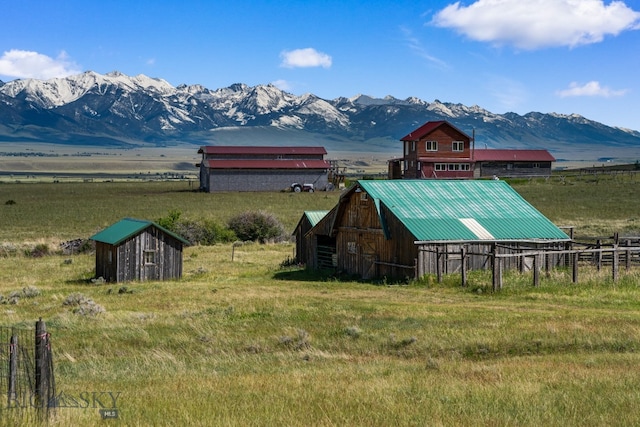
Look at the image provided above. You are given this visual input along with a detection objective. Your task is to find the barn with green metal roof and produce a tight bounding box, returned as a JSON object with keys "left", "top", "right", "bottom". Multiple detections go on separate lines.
{"left": 90, "top": 218, "right": 189, "bottom": 282}
{"left": 305, "top": 179, "right": 570, "bottom": 280}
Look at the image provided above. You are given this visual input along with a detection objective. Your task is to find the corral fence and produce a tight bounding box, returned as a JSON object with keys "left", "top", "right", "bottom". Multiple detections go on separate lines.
{"left": 0, "top": 319, "right": 55, "bottom": 422}
{"left": 419, "top": 232, "right": 640, "bottom": 291}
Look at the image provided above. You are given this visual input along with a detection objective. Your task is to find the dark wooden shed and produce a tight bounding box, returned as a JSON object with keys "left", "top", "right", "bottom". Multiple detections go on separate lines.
{"left": 89, "top": 218, "right": 190, "bottom": 282}
{"left": 292, "top": 211, "right": 329, "bottom": 264}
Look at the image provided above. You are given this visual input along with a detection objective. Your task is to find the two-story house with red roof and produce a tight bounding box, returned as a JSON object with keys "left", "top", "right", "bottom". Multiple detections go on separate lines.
{"left": 391, "top": 120, "right": 554, "bottom": 179}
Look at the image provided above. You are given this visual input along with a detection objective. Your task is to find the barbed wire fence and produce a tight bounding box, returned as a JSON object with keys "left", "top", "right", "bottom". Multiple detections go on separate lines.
{"left": 0, "top": 319, "right": 56, "bottom": 423}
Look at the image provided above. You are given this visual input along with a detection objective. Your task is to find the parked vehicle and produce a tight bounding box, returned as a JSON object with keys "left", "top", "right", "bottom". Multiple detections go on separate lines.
{"left": 291, "top": 183, "right": 314, "bottom": 193}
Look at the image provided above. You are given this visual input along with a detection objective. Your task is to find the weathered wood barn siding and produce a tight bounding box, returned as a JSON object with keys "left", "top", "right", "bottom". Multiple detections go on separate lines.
{"left": 95, "top": 227, "right": 184, "bottom": 282}
{"left": 304, "top": 208, "right": 337, "bottom": 270}
{"left": 334, "top": 191, "right": 417, "bottom": 279}
{"left": 92, "top": 219, "right": 187, "bottom": 283}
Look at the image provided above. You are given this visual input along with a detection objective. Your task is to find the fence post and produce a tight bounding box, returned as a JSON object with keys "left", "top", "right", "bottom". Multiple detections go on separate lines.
{"left": 572, "top": 250, "right": 579, "bottom": 283}
{"left": 596, "top": 240, "right": 602, "bottom": 271}
{"left": 35, "top": 318, "right": 49, "bottom": 410}
{"left": 492, "top": 244, "right": 502, "bottom": 291}
{"left": 625, "top": 239, "right": 631, "bottom": 271}
{"left": 460, "top": 247, "right": 467, "bottom": 287}
{"left": 436, "top": 247, "right": 442, "bottom": 283}
{"left": 612, "top": 245, "right": 619, "bottom": 282}
{"left": 9, "top": 332, "right": 18, "bottom": 407}
{"left": 533, "top": 253, "right": 540, "bottom": 287}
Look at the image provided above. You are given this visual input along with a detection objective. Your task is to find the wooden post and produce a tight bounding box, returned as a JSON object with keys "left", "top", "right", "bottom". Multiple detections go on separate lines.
{"left": 596, "top": 240, "right": 602, "bottom": 271}
{"left": 8, "top": 333, "right": 18, "bottom": 407}
{"left": 436, "top": 247, "right": 442, "bottom": 283}
{"left": 492, "top": 244, "right": 502, "bottom": 291}
{"left": 612, "top": 245, "right": 619, "bottom": 282}
{"left": 544, "top": 252, "right": 551, "bottom": 277}
{"left": 35, "top": 318, "right": 49, "bottom": 409}
{"left": 572, "top": 250, "right": 579, "bottom": 283}
{"left": 533, "top": 253, "right": 540, "bottom": 287}
{"left": 460, "top": 247, "right": 467, "bottom": 287}
{"left": 625, "top": 239, "right": 631, "bottom": 271}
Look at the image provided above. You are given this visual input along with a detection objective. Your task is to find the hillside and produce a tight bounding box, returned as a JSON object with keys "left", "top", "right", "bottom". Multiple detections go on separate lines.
{"left": 1, "top": 71, "right": 639, "bottom": 162}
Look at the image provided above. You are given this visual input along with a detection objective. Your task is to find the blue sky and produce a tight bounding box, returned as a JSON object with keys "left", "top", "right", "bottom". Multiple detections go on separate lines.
{"left": 2, "top": 0, "right": 640, "bottom": 131}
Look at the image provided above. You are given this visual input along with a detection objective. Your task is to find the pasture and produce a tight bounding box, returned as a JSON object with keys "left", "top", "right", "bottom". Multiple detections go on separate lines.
{"left": 1, "top": 174, "right": 640, "bottom": 426}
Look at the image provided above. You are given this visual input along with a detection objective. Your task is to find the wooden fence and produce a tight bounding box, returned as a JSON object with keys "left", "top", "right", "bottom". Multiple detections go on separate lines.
{"left": 425, "top": 236, "right": 640, "bottom": 291}
{"left": 0, "top": 319, "right": 55, "bottom": 420}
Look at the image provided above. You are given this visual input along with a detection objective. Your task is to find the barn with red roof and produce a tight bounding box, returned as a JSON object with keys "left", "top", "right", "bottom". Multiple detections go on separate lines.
{"left": 197, "top": 146, "right": 331, "bottom": 192}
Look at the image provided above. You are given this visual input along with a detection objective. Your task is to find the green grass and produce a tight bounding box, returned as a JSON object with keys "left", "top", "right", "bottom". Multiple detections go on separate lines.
{"left": 1, "top": 177, "right": 640, "bottom": 425}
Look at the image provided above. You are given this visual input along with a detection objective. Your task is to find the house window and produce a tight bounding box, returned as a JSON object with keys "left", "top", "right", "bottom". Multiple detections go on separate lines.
{"left": 411, "top": 141, "right": 416, "bottom": 152}
{"left": 360, "top": 192, "right": 369, "bottom": 202}
{"left": 452, "top": 141, "right": 464, "bottom": 152}
{"left": 144, "top": 250, "right": 156, "bottom": 265}
{"left": 108, "top": 250, "right": 113, "bottom": 264}
{"left": 533, "top": 163, "right": 540, "bottom": 168}
{"left": 347, "top": 242, "right": 357, "bottom": 254}
{"left": 435, "top": 163, "right": 446, "bottom": 171}
{"left": 426, "top": 141, "right": 438, "bottom": 151}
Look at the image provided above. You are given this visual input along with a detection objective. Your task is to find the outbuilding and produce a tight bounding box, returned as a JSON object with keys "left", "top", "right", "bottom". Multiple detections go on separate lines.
{"left": 89, "top": 218, "right": 189, "bottom": 282}
{"left": 197, "top": 146, "right": 331, "bottom": 192}
{"left": 304, "top": 180, "right": 570, "bottom": 280}
{"left": 292, "top": 210, "right": 329, "bottom": 265}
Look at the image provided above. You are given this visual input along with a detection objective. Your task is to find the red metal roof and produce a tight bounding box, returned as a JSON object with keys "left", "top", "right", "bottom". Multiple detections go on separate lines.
{"left": 203, "top": 159, "right": 331, "bottom": 169}
{"left": 198, "top": 146, "right": 327, "bottom": 155}
{"left": 400, "top": 120, "right": 470, "bottom": 142}
{"left": 472, "top": 149, "right": 555, "bottom": 162}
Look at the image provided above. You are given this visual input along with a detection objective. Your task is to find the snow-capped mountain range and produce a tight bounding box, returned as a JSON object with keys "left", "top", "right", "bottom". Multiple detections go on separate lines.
{"left": 0, "top": 71, "right": 639, "bottom": 158}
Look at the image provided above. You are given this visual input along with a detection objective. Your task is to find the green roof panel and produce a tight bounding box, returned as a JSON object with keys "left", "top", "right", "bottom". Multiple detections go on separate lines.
{"left": 357, "top": 180, "right": 569, "bottom": 242}
{"left": 305, "top": 210, "right": 329, "bottom": 227}
{"left": 89, "top": 218, "right": 190, "bottom": 245}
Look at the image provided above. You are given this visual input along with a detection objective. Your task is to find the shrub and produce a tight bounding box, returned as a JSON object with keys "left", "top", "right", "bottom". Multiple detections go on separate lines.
{"left": 278, "top": 328, "right": 311, "bottom": 351}
{"left": 63, "top": 292, "right": 105, "bottom": 316}
{"left": 24, "top": 243, "right": 50, "bottom": 258}
{"left": 174, "top": 218, "right": 236, "bottom": 245}
{"left": 156, "top": 209, "right": 182, "bottom": 232}
{"left": 227, "top": 210, "right": 286, "bottom": 243}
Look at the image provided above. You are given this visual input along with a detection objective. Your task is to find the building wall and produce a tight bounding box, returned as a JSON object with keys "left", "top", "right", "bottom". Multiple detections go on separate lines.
{"left": 476, "top": 162, "right": 553, "bottom": 178}
{"left": 206, "top": 169, "right": 329, "bottom": 192}
{"left": 403, "top": 124, "right": 471, "bottom": 178}
{"left": 334, "top": 191, "right": 418, "bottom": 280}
{"left": 95, "top": 228, "right": 183, "bottom": 282}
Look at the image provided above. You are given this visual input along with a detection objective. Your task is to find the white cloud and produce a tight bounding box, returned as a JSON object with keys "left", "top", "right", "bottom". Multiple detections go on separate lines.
{"left": 0, "top": 49, "right": 81, "bottom": 79}
{"left": 557, "top": 81, "right": 627, "bottom": 97}
{"left": 271, "top": 79, "right": 292, "bottom": 91}
{"left": 280, "top": 48, "right": 332, "bottom": 68}
{"left": 432, "top": 0, "right": 640, "bottom": 49}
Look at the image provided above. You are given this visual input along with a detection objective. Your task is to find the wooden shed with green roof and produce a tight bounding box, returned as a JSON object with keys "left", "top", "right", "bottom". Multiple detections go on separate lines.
{"left": 306, "top": 180, "right": 570, "bottom": 280}
{"left": 292, "top": 210, "right": 329, "bottom": 265}
{"left": 89, "top": 218, "right": 190, "bottom": 282}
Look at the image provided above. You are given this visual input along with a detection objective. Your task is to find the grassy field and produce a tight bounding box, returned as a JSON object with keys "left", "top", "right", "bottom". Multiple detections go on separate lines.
{"left": 1, "top": 175, "right": 639, "bottom": 426}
